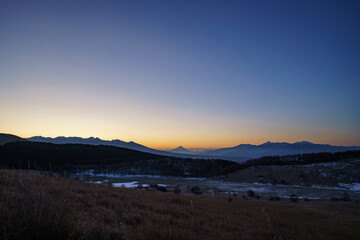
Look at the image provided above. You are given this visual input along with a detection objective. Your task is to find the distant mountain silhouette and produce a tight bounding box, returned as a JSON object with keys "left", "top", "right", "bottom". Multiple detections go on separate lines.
{"left": 169, "top": 146, "right": 196, "bottom": 154}
{"left": 27, "top": 136, "right": 207, "bottom": 159}
{"left": 200, "top": 141, "right": 360, "bottom": 161}
{"left": 0, "top": 141, "right": 238, "bottom": 177}
{"left": 26, "top": 136, "right": 360, "bottom": 163}
{"left": 28, "top": 136, "right": 155, "bottom": 152}
{"left": 0, "top": 133, "right": 27, "bottom": 145}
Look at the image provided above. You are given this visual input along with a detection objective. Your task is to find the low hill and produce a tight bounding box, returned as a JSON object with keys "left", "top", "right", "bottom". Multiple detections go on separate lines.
{"left": 239, "top": 150, "right": 360, "bottom": 169}
{"left": 0, "top": 133, "right": 27, "bottom": 145}
{"left": 0, "top": 141, "right": 238, "bottom": 177}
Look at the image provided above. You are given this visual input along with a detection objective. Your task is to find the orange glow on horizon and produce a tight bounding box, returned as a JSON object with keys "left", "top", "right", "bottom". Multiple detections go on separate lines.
{"left": 3, "top": 129, "right": 359, "bottom": 150}
{"left": 0, "top": 86, "right": 359, "bottom": 149}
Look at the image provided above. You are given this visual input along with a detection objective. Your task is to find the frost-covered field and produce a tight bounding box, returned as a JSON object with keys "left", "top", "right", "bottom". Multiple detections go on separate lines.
{"left": 77, "top": 172, "right": 360, "bottom": 200}
{"left": 74, "top": 159, "right": 360, "bottom": 200}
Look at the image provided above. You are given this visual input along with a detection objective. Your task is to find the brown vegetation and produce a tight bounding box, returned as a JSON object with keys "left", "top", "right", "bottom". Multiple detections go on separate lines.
{"left": 220, "top": 159, "right": 360, "bottom": 186}
{"left": 1, "top": 170, "right": 359, "bottom": 240}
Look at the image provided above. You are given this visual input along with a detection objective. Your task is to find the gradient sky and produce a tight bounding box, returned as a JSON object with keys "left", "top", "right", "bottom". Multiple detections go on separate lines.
{"left": 1, "top": 0, "right": 359, "bottom": 149}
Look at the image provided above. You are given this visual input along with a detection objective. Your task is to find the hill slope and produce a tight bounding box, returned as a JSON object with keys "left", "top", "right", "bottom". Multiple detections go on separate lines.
{"left": 0, "top": 141, "right": 238, "bottom": 177}
{"left": 0, "top": 133, "right": 27, "bottom": 145}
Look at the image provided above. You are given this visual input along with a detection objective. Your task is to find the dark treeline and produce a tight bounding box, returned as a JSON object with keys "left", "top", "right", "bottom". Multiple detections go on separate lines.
{"left": 0, "top": 141, "right": 238, "bottom": 177}
{"left": 240, "top": 150, "right": 360, "bottom": 169}
{"left": 1, "top": 142, "right": 359, "bottom": 177}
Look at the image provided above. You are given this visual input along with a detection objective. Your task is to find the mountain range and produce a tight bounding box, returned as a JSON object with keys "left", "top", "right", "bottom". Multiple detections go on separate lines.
{"left": 26, "top": 136, "right": 203, "bottom": 159}
{"left": 1, "top": 133, "right": 359, "bottom": 163}
{"left": 199, "top": 141, "right": 360, "bottom": 161}
{"left": 26, "top": 135, "right": 360, "bottom": 162}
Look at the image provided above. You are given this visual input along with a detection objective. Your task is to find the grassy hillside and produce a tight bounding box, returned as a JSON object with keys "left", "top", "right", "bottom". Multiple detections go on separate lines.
{"left": 221, "top": 159, "right": 360, "bottom": 187}
{"left": 239, "top": 151, "right": 360, "bottom": 169}
{"left": 0, "top": 141, "right": 238, "bottom": 177}
{"left": 1, "top": 170, "right": 359, "bottom": 240}
{"left": 218, "top": 151, "right": 360, "bottom": 186}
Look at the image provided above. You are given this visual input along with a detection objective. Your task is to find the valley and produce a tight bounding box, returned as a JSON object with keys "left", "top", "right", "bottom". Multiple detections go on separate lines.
{"left": 1, "top": 134, "right": 360, "bottom": 201}
{"left": 75, "top": 159, "right": 360, "bottom": 200}
{"left": 1, "top": 133, "right": 360, "bottom": 240}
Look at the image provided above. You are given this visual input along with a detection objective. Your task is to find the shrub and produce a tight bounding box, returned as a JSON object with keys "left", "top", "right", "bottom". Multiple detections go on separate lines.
{"left": 290, "top": 194, "right": 298, "bottom": 202}
{"left": 156, "top": 186, "right": 167, "bottom": 192}
{"left": 190, "top": 186, "right": 202, "bottom": 195}
{"left": 173, "top": 186, "right": 181, "bottom": 194}
{"left": 247, "top": 190, "right": 255, "bottom": 198}
{"left": 342, "top": 193, "right": 351, "bottom": 201}
{"left": 268, "top": 196, "right": 281, "bottom": 201}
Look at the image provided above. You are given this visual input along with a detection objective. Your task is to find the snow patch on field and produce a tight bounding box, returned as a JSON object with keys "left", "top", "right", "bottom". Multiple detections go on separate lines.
{"left": 91, "top": 181, "right": 103, "bottom": 184}
{"left": 251, "top": 182, "right": 360, "bottom": 191}
{"left": 89, "top": 181, "right": 170, "bottom": 188}
{"left": 338, "top": 183, "right": 360, "bottom": 191}
{"left": 304, "top": 160, "right": 360, "bottom": 169}
{"left": 112, "top": 182, "right": 139, "bottom": 188}
{"left": 75, "top": 170, "right": 205, "bottom": 180}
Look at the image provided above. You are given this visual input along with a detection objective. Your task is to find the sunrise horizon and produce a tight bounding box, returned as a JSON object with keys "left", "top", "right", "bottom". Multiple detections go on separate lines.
{"left": 1, "top": 0, "right": 359, "bottom": 150}
{"left": 1, "top": 1, "right": 360, "bottom": 237}
{"left": 2, "top": 131, "right": 359, "bottom": 150}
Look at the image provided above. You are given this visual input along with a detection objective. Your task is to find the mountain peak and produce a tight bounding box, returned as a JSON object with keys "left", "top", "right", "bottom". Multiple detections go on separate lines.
{"left": 174, "top": 146, "right": 187, "bottom": 150}
{"left": 127, "top": 141, "right": 140, "bottom": 146}
{"left": 294, "top": 141, "right": 313, "bottom": 145}
{"left": 261, "top": 141, "right": 276, "bottom": 145}
{"left": 169, "top": 146, "right": 195, "bottom": 154}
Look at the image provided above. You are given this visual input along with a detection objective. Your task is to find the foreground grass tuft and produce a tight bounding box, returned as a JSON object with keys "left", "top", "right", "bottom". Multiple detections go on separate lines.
{"left": 0, "top": 170, "right": 359, "bottom": 240}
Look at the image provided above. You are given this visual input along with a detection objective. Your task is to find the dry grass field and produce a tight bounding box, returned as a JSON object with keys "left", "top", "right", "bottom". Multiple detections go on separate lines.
{"left": 1, "top": 170, "right": 359, "bottom": 240}
{"left": 220, "top": 159, "right": 360, "bottom": 187}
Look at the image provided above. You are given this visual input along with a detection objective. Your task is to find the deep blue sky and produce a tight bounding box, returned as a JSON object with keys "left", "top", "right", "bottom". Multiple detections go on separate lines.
{"left": 0, "top": 0, "right": 359, "bottom": 148}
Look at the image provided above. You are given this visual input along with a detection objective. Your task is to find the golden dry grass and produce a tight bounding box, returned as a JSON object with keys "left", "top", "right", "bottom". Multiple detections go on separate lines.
{"left": 0, "top": 170, "right": 359, "bottom": 240}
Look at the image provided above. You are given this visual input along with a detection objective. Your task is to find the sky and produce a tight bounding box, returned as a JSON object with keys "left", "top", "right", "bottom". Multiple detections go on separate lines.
{"left": 0, "top": 0, "right": 359, "bottom": 149}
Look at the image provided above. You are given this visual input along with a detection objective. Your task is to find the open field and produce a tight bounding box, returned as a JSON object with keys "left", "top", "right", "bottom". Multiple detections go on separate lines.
{"left": 220, "top": 159, "right": 360, "bottom": 187}
{"left": 77, "top": 172, "right": 360, "bottom": 200}
{"left": 1, "top": 170, "right": 360, "bottom": 240}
